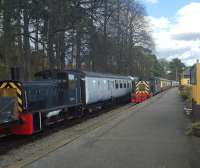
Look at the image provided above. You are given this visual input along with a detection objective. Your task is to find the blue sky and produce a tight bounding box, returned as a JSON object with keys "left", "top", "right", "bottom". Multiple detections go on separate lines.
{"left": 142, "top": 0, "right": 200, "bottom": 65}
{"left": 144, "top": 0, "right": 200, "bottom": 18}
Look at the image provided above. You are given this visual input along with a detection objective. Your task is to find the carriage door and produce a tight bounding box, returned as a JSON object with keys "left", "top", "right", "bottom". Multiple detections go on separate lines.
{"left": 68, "top": 74, "right": 77, "bottom": 105}
{"left": 108, "top": 80, "right": 113, "bottom": 99}
{"left": 80, "top": 78, "right": 86, "bottom": 104}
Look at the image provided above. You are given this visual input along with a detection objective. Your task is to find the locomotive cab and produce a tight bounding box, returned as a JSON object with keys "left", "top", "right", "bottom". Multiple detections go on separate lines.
{"left": 0, "top": 70, "right": 84, "bottom": 135}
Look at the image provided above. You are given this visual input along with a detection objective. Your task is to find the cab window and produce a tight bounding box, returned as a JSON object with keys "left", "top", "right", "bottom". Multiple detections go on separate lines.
{"left": 68, "top": 74, "right": 76, "bottom": 89}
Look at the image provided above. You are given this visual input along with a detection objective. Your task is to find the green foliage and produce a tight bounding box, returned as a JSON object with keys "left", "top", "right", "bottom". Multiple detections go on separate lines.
{"left": 146, "top": 57, "right": 186, "bottom": 79}
{"left": 179, "top": 86, "right": 192, "bottom": 108}
{"left": 152, "top": 58, "right": 166, "bottom": 77}
{"left": 186, "top": 122, "right": 200, "bottom": 136}
{"left": 168, "top": 58, "right": 185, "bottom": 80}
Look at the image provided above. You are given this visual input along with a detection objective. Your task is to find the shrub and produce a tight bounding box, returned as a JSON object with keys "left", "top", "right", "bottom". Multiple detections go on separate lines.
{"left": 179, "top": 86, "right": 192, "bottom": 109}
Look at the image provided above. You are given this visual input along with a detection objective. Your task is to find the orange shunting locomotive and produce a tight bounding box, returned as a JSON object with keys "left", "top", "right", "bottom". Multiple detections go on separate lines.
{"left": 132, "top": 80, "right": 151, "bottom": 103}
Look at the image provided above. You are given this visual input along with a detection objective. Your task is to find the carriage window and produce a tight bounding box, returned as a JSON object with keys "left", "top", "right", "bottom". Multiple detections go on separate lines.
{"left": 120, "top": 82, "right": 123, "bottom": 88}
{"left": 98, "top": 81, "right": 100, "bottom": 88}
{"left": 115, "top": 80, "right": 119, "bottom": 89}
{"left": 68, "top": 74, "right": 76, "bottom": 89}
{"left": 124, "top": 83, "right": 126, "bottom": 88}
{"left": 93, "top": 80, "right": 96, "bottom": 85}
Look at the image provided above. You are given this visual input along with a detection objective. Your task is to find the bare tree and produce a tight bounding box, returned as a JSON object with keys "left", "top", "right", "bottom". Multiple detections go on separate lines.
{"left": 0, "top": 0, "right": 160, "bottom": 80}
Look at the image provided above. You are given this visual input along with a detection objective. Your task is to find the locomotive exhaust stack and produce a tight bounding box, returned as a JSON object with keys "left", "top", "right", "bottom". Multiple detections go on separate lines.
{"left": 10, "top": 67, "right": 20, "bottom": 81}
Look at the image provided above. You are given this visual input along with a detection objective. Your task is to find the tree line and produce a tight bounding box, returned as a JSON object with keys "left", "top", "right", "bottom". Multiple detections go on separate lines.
{"left": 0, "top": 0, "right": 184, "bottom": 80}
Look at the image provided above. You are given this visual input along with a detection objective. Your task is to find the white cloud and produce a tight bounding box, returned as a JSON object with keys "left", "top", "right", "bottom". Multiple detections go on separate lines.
{"left": 147, "top": 16, "right": 170, "bottom": 30}
{"left": 148, "top": 2, "right": 200, "bottom": 66}
{"left": 145, "top": 0, "right": 158, "bottom": 4}
{"left": 172, "top": 2, "right": 200, "bottom": 35}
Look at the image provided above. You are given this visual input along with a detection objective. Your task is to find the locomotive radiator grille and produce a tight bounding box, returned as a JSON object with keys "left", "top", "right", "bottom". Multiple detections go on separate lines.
{"left": 0, "top": 82, "right": 23, "bottom": 112}
{"left": 135, "top": 81, "right": 150, "bottom": 94}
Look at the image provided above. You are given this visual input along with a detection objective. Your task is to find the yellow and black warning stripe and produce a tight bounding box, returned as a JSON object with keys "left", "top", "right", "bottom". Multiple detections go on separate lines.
{"left": 136, "top": 81, "right": 150, "bottom": 94}
{"left": 0, "top": 81, "right": 23, "bottom": 112}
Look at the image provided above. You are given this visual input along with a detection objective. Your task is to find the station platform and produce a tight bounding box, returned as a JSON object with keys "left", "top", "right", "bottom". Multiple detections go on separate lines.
{"left": 24, "top": 88, "right": 200, "bottom": 168}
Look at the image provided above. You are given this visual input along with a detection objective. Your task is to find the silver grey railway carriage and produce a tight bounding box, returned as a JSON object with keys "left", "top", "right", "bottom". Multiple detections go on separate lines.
{"left": 84, "top": 71, "right": 133, "bottom": 105}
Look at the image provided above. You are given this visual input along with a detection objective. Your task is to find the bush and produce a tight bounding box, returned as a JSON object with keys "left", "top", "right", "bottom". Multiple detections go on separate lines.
{"left": 179, "top": 86, "right": 192, "bottom": 109}
{"left": 185, "top": 96, "right": 192, "bottom": 109}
